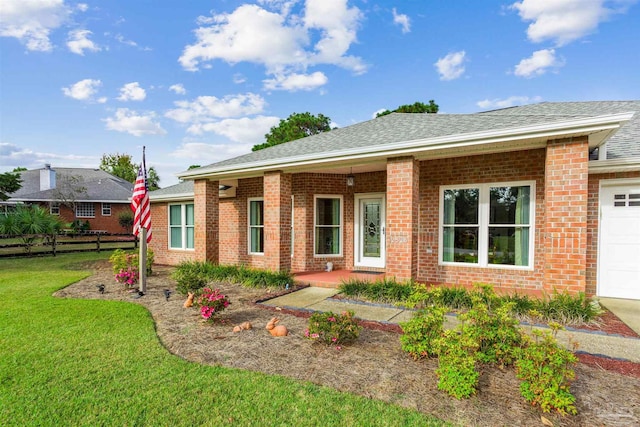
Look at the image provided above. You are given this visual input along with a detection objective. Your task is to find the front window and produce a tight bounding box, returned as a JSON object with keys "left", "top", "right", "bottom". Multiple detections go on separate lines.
{"left": 50, "top": 202, "right": 60, "bottom": 215}
{"left": 441, "top": 182, "right": 534, "bottom": 268}
{"left": 102, "top": 203, "right": 111, "bottom": 216}
{"left": 248, "top": 198, "right": 264, "bottom": 254}
{"left": 314, "top": 195, "right": 343, "bottom": 256}
{"left": 169, "top": 203, "right": 194, "bottom": 250}
{"left": 75, "top": 202, "right": 95, "bottom": 218}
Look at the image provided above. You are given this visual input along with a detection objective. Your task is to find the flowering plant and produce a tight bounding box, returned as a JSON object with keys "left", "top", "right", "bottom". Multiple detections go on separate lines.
{"left": 305, "top": 310, "right": 361, "bottom": 347}
{"left": 115, "top": 266, "right": 139, "bottom": 288}
{"left": 195, "top": 288, "right": 231, "bottom": 322}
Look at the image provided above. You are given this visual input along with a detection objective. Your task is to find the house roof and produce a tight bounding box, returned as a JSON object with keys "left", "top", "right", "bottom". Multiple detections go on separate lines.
{"left": 178, "top": 101, "right": 637, "bottom": 181}
{"left": 8, "top": 167, "right": 134, "bottom": 203}
{"left": 148, "top": 180, "right": 194, "bottom": 201}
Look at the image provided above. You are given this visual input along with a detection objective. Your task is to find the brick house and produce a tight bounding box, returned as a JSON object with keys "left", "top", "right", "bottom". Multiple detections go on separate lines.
{"left": 149, "top": 102, "right": 640, "bottom": 300}
{"left": 7, "top": 165, "right": 134, "bottom": 234}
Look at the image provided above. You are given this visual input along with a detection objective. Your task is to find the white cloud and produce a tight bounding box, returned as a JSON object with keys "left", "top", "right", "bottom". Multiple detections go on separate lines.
{"left": 169, "top": 84, "right": 186, "bottom": 95}
{"left": 171, "top": 141, "right": 254, "bottom": 162}
{"left": 510, "top": 0, "right": 636, "bottom": 46}
{"left": 165, "top": 93, "right": 267, "bottom": 124}
{"left": 104, "top": 108, "right": 166, "bottom": 137}
{"left": 0, "top": 0, "right": 72, "bottom": 51}
{"left": 115, "top": 33, "right": 137, "bottom": 47}
{"left": 371, "top": 108, "right": 387, "bottom": 119}
{"left": 67, "top": 28, "right": 100, "bottom": 55}
{"left": 178, "top": 1, "right": 365, "bottom": 90}
{"left": 76, "top": 3, "right": 88, "bottom": 12}
{"left": 233, "top": 73, "right": 247, "bottom": 84}
{"left": 188, "top": 116, "right": 281, "bottom": 143}
{"left": 62, "top": 78, "right": 103, "bottom": 101}
{"left": 434, "top": 51, "right": 466, "bottom": 81}
{"left": 0, "top": 142, "right": 93, "bottom": 169}
{"left": 476, "top": 95, "right": 543, "bottom": 109}
{"left": 117, "top": 82, "right": 146, "bottom": 101}
{"left": 392, "top": 8, "right": 411, "bottom": 33}
{"left": 514, "top": 48, "right": 564, "bottom": 77}
{"left": 263, "top": 71, "right": 328, "bottom": 91}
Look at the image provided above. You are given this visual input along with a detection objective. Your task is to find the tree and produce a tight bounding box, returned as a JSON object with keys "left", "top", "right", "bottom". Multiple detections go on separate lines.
{"left": 252, "top": 112, "right": 332, "bottom": 151}
{"left": 100, "top": 153, "right": 160, "bottom": 190}
{"left": 51, "top": 174, "right": 87, "bottom": 212}
{"left": 0, "top": 171, "right": 22, "bottom": 201}
{"left": 0, "top": 204, "right": 66, "bottom": 254}
{"left": 376, "top": 100, "right": 439, "bottom": 118}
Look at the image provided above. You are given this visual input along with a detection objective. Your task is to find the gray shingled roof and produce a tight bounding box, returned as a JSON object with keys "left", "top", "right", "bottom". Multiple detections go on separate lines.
{"left": 9, "top": 167, "right": 134, "bottom": 202}
{"left": 479, "top": 101, "right": 640, "bottom": 159}
{"left": 182, "top": 101, "right": 638, "bottom": 177}
{"left": 149, "top": 180, "right": 193, "bottom": 199}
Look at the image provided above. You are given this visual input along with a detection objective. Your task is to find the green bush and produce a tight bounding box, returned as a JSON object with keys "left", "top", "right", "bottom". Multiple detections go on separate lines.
{"left": 434, "top": 329, "right": 479, "bottom": 399}
{"left": 399, "top": 307, "right": 445, "bottom": 359}
{"left": 515, "top": 324, "right": 578, "bottom": 415}
{"left": 339, "top": 277, "right": 413, "bottom": 304}
{"left": 305, "top": 310, "right": 362, "bottom": 346}
{"left": 109, "top": 248, "right": 154, "bottom": 276}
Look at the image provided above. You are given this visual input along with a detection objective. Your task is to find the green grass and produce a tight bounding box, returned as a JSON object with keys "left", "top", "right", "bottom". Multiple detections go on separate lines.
{"left": 0, "top": 253, "right": 444, "bottom": 427}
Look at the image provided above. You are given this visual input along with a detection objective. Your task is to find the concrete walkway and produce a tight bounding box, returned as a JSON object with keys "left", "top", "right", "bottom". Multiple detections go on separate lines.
{"left": 261, "top": 287, "right": 640, "bottom": 364}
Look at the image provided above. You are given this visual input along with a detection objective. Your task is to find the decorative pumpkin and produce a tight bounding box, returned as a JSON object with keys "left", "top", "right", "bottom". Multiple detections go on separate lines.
{"left": 183, "top": 292, "right": 195, "bottom": 308}
{"left": 266, "top": 317, "right": 288, "bottom": 337}
{"left": 233, "top": 321, "right": 253, "bottom": 333}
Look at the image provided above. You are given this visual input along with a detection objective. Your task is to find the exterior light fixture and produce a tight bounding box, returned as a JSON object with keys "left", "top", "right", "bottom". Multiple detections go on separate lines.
{"left": 346, "top": 168, "right": 355, "bottom": 187}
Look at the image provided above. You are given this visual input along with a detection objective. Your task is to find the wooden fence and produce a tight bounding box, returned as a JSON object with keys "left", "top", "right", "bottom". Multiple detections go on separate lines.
{"left": 0, "top": 231, "right": 138, "bottom": 258}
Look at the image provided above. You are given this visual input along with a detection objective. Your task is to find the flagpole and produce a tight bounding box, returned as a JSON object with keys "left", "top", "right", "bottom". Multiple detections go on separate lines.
{"left": 139, "top": 146, "right": 147, "bottom": 294}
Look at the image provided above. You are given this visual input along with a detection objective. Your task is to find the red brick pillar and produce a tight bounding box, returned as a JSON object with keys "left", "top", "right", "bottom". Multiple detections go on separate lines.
{"left": 264, "top": 171, "right": 292, "bottom": 272}
{"left": 194, "top": 179, "right": 219, "bottom": 263}
{"left": 386, "top": 157, "right": 419, "bottom": 280}
{"left": 543, "top": 136, "right": 589, "bottom": 294}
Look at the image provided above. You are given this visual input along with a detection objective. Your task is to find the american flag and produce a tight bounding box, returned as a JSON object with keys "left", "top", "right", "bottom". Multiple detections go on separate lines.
{"left": 131, "top": 156, "right": 152, "bottom": 243}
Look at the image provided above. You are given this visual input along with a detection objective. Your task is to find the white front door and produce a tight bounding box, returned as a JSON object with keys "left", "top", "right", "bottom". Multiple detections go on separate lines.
{"left": 598, "top": 182, "right": 640, "bottom": 299}
{"left": 354, "top": 194, "right": 385, "bottom": 268}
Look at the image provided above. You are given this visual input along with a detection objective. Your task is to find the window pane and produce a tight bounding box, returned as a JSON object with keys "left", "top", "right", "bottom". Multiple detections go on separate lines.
{"left": 186, "top": 226, "right": 194, "bottom": 249}
{"left": 443, "top": 189, "right": 478, "bottom": 225}
{"left": 250, "top": 227, "right": 263, "bottom": 253}
{"left": 488, "top": 227, "right": 529, "bottom": 266}
{"left": 316, "top": 198, "right": 340, "bottom": 226}
{"left": 490, "top": 186, "right": 530, "bottom": 225}
{"left": 185, "top": 204, "right": 194, "bottom": 226}
{"left": 169, "top": 205, "right": 182, "bottom": 226}
{"left": 250, "top": 201, "right": 263, "bottom": 226}
{"left": 170, "top": 227, "right": 182, "bottom": 248}
{"left": 316, "top": 227, "right": 340, "bottom": 255}
{"left": 443, "top": 226, "right": 478, "bottom": 263}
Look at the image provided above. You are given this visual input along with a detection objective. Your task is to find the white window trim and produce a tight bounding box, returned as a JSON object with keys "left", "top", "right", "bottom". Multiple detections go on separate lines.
{"left": 438, "top": 180, "right": 536, "bottom": 270}
{"left": 248, "top": 197, "right": 264, "bottom": 256}
{"left": 50, "top": 202, "right": 60, "bottom": 216}
{"left": 313, "top": 194, "right": 344, "bottom": 258}
{"left": 75, "top": 202, "right": 95, "bottom": 218}
{"left": 101, "top": 203, "right": 111, "bottom": 216}
{"left": 168, "top": 203, "right": 195, "bottom": 251}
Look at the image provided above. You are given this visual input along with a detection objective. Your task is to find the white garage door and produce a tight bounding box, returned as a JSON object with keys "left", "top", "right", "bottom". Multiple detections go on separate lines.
{"left": 598, "top": 182, "right": 640, "bottom": 299}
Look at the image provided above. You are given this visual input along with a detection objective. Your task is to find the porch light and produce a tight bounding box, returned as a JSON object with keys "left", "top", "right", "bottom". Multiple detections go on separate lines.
{"left": 346, "top": 168, "right": 355, "bottom": 187}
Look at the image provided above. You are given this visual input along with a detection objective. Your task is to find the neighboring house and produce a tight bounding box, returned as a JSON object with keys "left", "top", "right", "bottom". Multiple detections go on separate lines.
{"left": 149, "top": 101, "right": 640, "bottom": 300}
{"left": 7, "top": 165, "right": 134, "bottom": 234}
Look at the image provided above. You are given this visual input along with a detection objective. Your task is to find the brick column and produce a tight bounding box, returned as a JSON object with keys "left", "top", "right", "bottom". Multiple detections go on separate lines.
{"left": 386, "top": 156, "right": 419, "bottom": 280}
{"left": 194, "top": 179, "right": 219, "bottom": 263}
{"left": 543, "top": 136, "right": 589, "bottom": 294}
{"left": 264, "top": 171, "right": 292, "bottom": 272}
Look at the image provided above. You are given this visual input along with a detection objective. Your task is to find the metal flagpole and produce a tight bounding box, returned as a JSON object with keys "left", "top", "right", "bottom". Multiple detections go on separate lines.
{"left": 139, "top": 146, "right": 147, "bottom": 294}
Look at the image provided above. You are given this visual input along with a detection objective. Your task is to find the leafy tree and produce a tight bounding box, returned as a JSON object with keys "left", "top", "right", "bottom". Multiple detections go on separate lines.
{"left": 0, "top": 171, "right": 22, "bottom": 201}
{"left": 252, "top": 112, "right": 332, "bottom": 151}
{"left": 188, "top": 165, "right": 201, "bottom": 170}
{"left": 0, "top": 204, "right": 66, "bottom": 254}
{"left": 99, "top": 153, "right": 160, "bottom": 190}
{"left": 376, "top": 100, "right": 439, "bottom": 117}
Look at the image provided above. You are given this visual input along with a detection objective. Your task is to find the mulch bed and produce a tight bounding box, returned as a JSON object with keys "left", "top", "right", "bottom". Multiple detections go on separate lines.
{"left": 56, "top": 261, "right": 640, "bottom": 427}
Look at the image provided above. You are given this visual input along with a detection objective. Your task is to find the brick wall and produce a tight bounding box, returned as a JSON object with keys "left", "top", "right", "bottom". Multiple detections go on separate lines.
{"left": 264, "top": 171, "right": 292, "bottom": 271}
{"left": 586, "top": 170, "right": 640, "bottom": 295}
{"left": 418, "top": 148, "right": 548, "bottom": 294}
{"left": 149, "top": 201, "right": 197, "bottom": 265}
{"left": 44, "top": 202, "right": 130, "bottom": 234}
{"left": 194, "top": 179, "right": 219, "bottom": 263}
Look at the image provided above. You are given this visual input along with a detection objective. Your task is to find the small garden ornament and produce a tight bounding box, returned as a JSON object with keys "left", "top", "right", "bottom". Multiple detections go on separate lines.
{"left": 233, "top": 321, "right": 253, "bottom": 333}
{"left": 183, "top": 292, "right": 195, "bottom": 308}
{"left": 266, "top": 317, "right": 289, "bottom": 337}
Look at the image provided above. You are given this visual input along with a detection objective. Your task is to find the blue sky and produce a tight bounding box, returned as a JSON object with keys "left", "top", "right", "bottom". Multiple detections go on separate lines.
{"left": 1, "top": 0, "right": 639, "bottom": 187}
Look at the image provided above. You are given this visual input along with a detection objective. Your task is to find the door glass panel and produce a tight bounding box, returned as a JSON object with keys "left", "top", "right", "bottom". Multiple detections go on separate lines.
{"left": 362, "top": 200, "right": 381, "bottom": 257}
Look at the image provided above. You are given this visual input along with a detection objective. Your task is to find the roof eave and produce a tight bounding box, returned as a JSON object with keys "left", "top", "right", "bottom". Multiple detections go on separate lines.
{"left": 178, "top": 112, "right": 634, "bottom": 181}
{"left": 589, "top": 157, "right": 640, "bottom": 174}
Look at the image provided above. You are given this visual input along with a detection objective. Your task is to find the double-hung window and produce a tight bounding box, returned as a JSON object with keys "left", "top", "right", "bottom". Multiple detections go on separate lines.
{"left": 102, "top": 203, "right": 111, "bottom": 216}
{"left": 314, "top": 195, "right": 343, "bottom": 256}
{"left": 441, "top": 182, "right": 534, "bottom": 268}
{"left": 248, "top": 198, "right": 264, "bottom": 255}
{"left": 50, "top": 202, "right": 60, "bottom": 215}
{"left": 169, "top": 203, "right": 194, "bottom": 250}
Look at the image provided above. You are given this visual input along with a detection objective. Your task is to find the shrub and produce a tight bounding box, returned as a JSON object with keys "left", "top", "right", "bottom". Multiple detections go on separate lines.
{"left": 434, "top": 329, "right": 479, "bottom": 399}
{"left": 114, "top": 266, "right": 138, "bottom": 288}
{"left": 515, "top": 323, "right": 578, "bottom": 415}
{"left": 536, "top": 290, "right": 601, "bottom": 324}
{"left": 109, "top": 248, "right": 154, "bottom": 276}
{"left": 399, "top": 306, "right": 445, "bottom": 359}
{"left": 339, "top": 277, "right": 413, "bottom": 304}
{"left": 194, "top": 288, "right": 231, "bottom": 322}
{"left": 305, "top": 310, "right": 362, "bottom": 346}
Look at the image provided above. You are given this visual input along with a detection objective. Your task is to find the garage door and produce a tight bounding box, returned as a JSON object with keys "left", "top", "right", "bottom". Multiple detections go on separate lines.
{"left": 598, "top": 183, "right": 640, "bottom": 299}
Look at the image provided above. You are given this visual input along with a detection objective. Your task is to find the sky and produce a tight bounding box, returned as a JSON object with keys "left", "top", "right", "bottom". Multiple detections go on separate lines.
{"left": 1, "top": 0, "right": 639, "bottom": 187}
